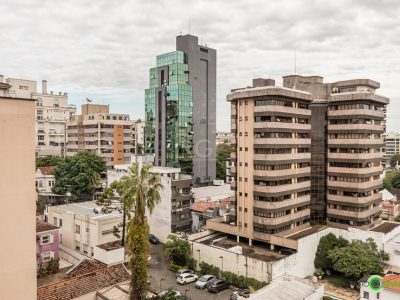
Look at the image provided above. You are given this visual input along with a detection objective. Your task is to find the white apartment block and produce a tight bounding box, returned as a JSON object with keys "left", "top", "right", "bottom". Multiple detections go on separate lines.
{"left": 44, "top": 201, "right": 122, "bottom": 257}
{"left": 132, "top": 120, "right": 145, "bottom": 154}
{"left": 383, "top": 132, "right": 400, "bottom": 167}
{"left": 4, "top": 77, "right": 76, "bottom": 157}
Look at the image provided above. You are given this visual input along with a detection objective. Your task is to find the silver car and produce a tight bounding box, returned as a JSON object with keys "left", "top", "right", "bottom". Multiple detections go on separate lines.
{"left": 195, "top": 274, "right": 216, "bottom": 289}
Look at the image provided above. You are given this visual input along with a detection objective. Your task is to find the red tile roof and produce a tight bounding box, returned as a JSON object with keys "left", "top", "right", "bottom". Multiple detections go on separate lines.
{"left": 369, "top": 222, "right": 400, "bottom": 233}
{"left": 97, "top": 240, "right": 123, "bottom": 251}
{"left": 37, "top": 259, "right": 130, "bottom": 300}
{"left": 38, "top": 166, "right": 55, "bottom": 175}
{"left": 383, "top": 274, "right": 400, "bottom": 293}
{"left": 36, "top": 220, "right": 58, "bottom": 233}
{"left": 191, "top": 197, "right": 231, "bottom": 213}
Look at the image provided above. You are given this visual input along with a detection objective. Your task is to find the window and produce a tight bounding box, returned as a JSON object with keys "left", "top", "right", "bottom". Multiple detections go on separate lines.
{"left": 83, "top": 244, "right": 88, "bottom": 255}
{"left": 75, "top": 240, "right": 80, "bottom": 251}
{"left": 60, "top": 234, "right": 63, "bottom": 244}
{"left": 102, "top": 229, "right": 114, "bottom": 236}
{"left": 53, "top": 217, "right": 57, "bottom": 226}
{"left": 42, "top": 251, "right": 53, "bottom": 262}
{"left": 75, "top": 224, "right": 80, "bottom": 234}
{"left": 59, "top": 219, "right": 62, "bottom": 227}
{"left": 40, "top": 234, "right": 52, "bottom": 245}
{"left": 363, "top": 291, "right": 369, "bottom": 299}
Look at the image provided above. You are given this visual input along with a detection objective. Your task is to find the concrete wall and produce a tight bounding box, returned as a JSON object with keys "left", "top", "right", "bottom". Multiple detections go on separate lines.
{"left": 93, "top": 246, "right": 124, "bottom": 265}
{"left": 191, "top": 241, "right": 272, "bottom": 282}
{"left": 148, "top": 176, "right": 172, "bottom": 243}
{"left": 0, "top": 97, "right": 37, "bottom": 299}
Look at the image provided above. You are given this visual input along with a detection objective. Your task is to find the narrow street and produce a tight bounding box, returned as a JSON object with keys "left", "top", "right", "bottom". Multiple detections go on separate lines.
{"left": 149, "top": 243, "right": 232, "bottom": 300}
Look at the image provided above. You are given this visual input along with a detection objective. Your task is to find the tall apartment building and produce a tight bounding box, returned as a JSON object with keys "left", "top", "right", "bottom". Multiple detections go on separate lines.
{"left": 145, "top": 34, "right": 216, "bottom": 185}
{"left": 383, "top": 132, "right": 400, "bottom": 167}
{"left": 0, "top": 82, "right": 37, "bottom": 299}
{"left": 66, "top": 104, "right": 135, "bottom": 168}
{"left": 208, "top": 76, "right": 387, "bottom": 247}
{"left": 132, "top": 120, "right": 145, "bottom": 154}
{"left": 3, "top": 76, "right": 76, "bottom": 157}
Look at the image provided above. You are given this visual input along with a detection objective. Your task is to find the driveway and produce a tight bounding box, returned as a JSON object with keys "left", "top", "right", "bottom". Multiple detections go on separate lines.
{"left": 149, "top": 243, "right": 232, "bottom": 300}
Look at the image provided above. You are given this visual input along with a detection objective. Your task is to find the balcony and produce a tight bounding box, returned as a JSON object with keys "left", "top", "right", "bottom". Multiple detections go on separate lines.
{"left": 254, "top": 138, "right": 311, "bottom": 145}
{"left": 254, "top": 181, "right": 310, "bottom": 194}
{"left": 328, "top": 109, "right": 384, "bottom": 119}
{"left": 254, "top": 122, "right": 310, "bottom": 130}
{"left": 254, "top": 105, "right": 311, "bottom": 116}
{"left": 327, "top": 179, "right": 383, "bottom": 190}
{"left": 206, "top": 218, "right": 238, "bottom": 235}
{"left": 328, "top": 138, "right": 384, "bottom": 146}
{"left": 254, "top": 167, "right": 310, "bottom": 178}
{"left": 254, "top": 195, "right": 310, "bottom": 210}
{"left": 328, "top": 124, "right": 383, "bottom": 132}
{"left": 327, "top": 152, "right": 383, "bottom": 161}
{"left": 327, "top": 206, "right": 381, "bottom": 220}
{"left": 327, "top": 193, "right": 381, "bottom": 205}
{"left": 254, "top": 153, "right": 311, "bottom": 161}
{"left": 328, "top": 166, "right": 383, "bottom": 175}
{"left": 253, "top": 209, "right": 310, "bottom": 226}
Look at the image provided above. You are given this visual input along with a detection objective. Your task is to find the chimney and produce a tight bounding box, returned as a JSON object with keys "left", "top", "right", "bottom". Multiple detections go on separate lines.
{"left": 42, "top": 80, "right": 47, "bottom": 94}
{"left": 0, "top": 75, "right": 3, "bottom": 83}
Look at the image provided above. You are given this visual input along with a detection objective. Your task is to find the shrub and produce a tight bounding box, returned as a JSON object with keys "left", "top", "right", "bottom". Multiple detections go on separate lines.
{"left": 199, "top": 261, "right": 220, "bottom": 277}
{"left": 222, "top": 271, "right": 267, "bottom": 290}
{"left": 187, "top": 258, "right": 196, "bottom": 271}
{"left": 169, "top": 263, "right": 186, "bottom": 272}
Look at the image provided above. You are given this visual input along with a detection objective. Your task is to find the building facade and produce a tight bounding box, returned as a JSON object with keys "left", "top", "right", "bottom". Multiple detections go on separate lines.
{"left": 36, "top": 220, "right": 60, "bottom": 268}
{"left": 44, "top": 201, "right": 122, "bottom": 257}
{"left": 66, "top": 104, "right": 135, "bottom": 168}
{"left": 0, "top": 82, "right": 37, "bottom": 299}
{"left": 132, "top": 120, "right": 145, "bottom": 154}
{"left": 145, "top": 34, "right": 216, "bottom": 185}
{"left": 208, "top": 75, "right": 387, "bottom": 246}
{"left": 217, "top": 131, "right": 235, "bottom": 145}
{"left": 383, "top": 132, "right": 400, "bottom": 167}
{"left": 5, "top": 77, "right": 76, "bottom": 157}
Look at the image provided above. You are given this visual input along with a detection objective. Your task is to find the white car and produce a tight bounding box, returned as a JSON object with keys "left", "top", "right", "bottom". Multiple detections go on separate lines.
{"left": 195, "top": 274, "right": 216, "bottom": 289}
{"left": 177, "top": 273, "right": 198, "bottom": 285}
{"left": 176, "top": 269, "right": 195, "bottom": 278}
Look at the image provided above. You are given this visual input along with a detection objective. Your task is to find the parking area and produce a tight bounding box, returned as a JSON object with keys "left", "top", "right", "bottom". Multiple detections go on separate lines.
{"left": 149, "top": 243, "right": 233, "bottom": 299}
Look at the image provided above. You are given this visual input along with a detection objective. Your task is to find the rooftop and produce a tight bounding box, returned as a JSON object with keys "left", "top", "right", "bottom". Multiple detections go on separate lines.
{"left": 97, "top": 240, "right": 124, "bottom": 251}
{"left": 97, "top": 282, "right": 157, "bottom": 299}
{"left": 51, "top": 201, "right": 122, "bottom": 221}
{"left": 192, "top": 183, "right": 233, "bottom": 201}
{"left": 37, "top": 259, "right": 129, "bottom": 300}
{"left": 250, "top": 275, "right": 323, "bottom": 300}
{"left": 287, "top": 225, "right": 327, "bottom": 240}
{"left": 36, "top": 220, "right": 58, "bottom": 233}
{"left": 37, "top": 166, "right": 55, "bottom": 175}
{"left": 191, "top": 197, "right": 231, "bottom": 213}
{"left": 369, "top": 222, "right": 400, "bottom": 234}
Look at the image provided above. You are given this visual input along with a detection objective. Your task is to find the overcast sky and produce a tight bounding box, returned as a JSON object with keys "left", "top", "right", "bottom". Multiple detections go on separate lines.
{"left": 1, "top": 0, "right": 399, "bottom": 131}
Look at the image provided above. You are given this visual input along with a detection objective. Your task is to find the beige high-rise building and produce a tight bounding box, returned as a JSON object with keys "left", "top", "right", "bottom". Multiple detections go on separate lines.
{"left": 208, "top": 76, "right": 388, "bottom": 247}
{"left": 3, "top": 76, "right": 76, "bottom": 157}
{"left": 0, "top": 80, "right": 37, "bottom": 299}
{"left": 66, "top": 104, "right": 135, "bottom": 168}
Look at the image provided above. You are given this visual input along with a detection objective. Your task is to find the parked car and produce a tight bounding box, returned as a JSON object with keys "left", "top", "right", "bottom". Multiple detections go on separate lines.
{"left": 195, "top": 274, "right": 216, "bottom": 289}
{"left": 149, "top": 234, "right": 160, "bottom": 244}
{"left": 279, "top": 248, "right": 296, "bottom": 255}
{"left": 158, "top": 289, "right": 181, "bottom": 297}
{"left": 207, "top": 279, "right": 229, "bottom": 293}
{"left": 230, "top": 289, "right": 250, "bottom": 299}
{"left": 177, "top": 273, "right": 198, "bottom": 285}
{"left": 176, "top": 269, "right": 195, "bottom": 278}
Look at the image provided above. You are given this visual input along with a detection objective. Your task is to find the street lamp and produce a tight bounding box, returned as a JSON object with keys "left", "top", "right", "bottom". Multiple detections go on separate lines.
{"left": 184, "top": 288, "right": 190, "bottom": 298}
{"left": 196, "top": 249, "right": 201, "bottom": 268}
{"left": 219, "top": 256, "right": 224, "bottom": 273}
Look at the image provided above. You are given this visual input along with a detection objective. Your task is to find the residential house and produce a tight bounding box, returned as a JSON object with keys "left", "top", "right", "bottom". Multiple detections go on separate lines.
{"left": 36, "top": 220, "right": 60, "bottom": 268}
{"left": 44, "top": 201, "right": 122, "bottom": 258}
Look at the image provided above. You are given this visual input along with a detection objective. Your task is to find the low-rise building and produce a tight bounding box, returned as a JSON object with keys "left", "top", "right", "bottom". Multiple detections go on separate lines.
{"left": 44, "top": 201, "right": 122, "bottom": 257}
{"left": 381, "top": 189, "right": 400, "bottom": 218}
{"left": 36, "top": 166, "right": 56, "bottom": 193}
{"left": 217, "top": 131, "right": 235, "bottom": 145}
{"left": 36, "top": 220, "right": 60, "bottom": 269}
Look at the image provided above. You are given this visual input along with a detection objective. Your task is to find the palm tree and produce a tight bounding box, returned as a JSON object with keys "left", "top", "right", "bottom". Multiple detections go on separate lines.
{"left": 119, "top": 163, "right": 162, "bottom": 300}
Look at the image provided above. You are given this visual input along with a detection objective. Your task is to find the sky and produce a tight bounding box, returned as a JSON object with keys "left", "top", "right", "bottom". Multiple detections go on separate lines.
{"left": 1, "top": 0, "right": 399, "bottom": 132}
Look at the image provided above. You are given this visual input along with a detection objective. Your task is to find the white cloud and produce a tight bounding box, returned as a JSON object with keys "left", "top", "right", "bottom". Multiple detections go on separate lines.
{"left": 1, "top": 0, "right": 399, "bottom": 131}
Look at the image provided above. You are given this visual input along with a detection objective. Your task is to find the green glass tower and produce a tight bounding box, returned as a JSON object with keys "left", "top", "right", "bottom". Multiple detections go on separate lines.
{"left": 145, "top": 51, "right": 193, "bottom": 173}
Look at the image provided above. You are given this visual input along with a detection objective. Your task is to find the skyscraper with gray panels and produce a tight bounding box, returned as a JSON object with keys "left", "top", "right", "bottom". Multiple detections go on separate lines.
{"left": 145, "top": 34, "right": 216, "bottom": 185}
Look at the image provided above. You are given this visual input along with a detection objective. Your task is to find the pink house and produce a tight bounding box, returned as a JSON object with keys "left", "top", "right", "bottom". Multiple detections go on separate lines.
{"left": 36, "top": 220, "right": 60, "bottom": 268}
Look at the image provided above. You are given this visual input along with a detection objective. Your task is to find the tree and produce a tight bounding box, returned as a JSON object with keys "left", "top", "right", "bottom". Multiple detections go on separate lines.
{"left": 314, "top": 233, "right": 349, "bottom": 270}
{"left": 328, "top": 238, "right": 389, "bottom": 280}
{"left": 216, "top": 144, "right": 231, "bottom": 180}
{"left": 52, "top": 151, "right": 106, "bottom": 198}
{"left": 164, "top": 234, "right": 191, "bottom": 267}
{"left": 390, "top": 154, "right": 400, "bottom": 168}
{"left": 36, "top": 155, "right": 63, "bottom": 168}
{"left": 383, "top": 171, "right": 398, "bottom": 189}
{"left": 136, "top": 143, "right": 144, "bottom": 155}
{"left": 391, "top": 172, "right": 400, "bottom": 189}
{"left": 117, "top": 164, "right": 161, "bottom": 300}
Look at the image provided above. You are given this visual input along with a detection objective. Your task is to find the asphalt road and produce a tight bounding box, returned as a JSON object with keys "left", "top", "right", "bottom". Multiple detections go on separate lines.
{"left": 149, "top": 243, "right": 232, "bottom": 300}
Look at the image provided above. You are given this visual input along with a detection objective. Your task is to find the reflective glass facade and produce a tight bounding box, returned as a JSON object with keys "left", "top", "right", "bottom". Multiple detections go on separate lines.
{"left": 145, "top": 51, "right": 193, "bottom": 173}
